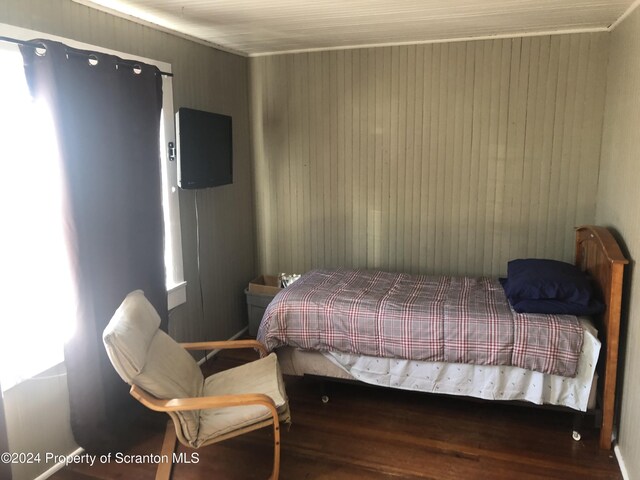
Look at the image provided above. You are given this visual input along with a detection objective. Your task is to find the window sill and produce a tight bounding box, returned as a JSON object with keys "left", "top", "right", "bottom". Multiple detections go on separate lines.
{"left": 168, "top": 281, "right": 187, "bottom": 310}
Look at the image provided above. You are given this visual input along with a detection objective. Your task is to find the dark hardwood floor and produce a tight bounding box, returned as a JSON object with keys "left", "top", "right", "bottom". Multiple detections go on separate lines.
{"left": 51, "top": 350, "right": 621, "bottom": 479}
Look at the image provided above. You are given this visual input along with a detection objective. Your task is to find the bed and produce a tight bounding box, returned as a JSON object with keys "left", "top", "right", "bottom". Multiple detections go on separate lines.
{"left": 257, "top": 225, "right": 627, "bottom": 449}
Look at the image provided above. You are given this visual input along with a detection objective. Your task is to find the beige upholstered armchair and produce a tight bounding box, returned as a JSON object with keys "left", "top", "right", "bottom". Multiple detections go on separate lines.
{"left": 103, "top": 290, "right": 290, "bottom": 480}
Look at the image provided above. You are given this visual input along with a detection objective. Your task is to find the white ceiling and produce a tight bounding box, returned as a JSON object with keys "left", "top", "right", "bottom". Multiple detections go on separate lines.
{"left": 75, "top": 0, "right": 636, "bottom": 56}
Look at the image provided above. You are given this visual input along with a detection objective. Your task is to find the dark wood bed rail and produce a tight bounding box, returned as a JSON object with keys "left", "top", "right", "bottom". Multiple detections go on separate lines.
{"left": 575, "top": 225, "right": 628, "bottom": 449}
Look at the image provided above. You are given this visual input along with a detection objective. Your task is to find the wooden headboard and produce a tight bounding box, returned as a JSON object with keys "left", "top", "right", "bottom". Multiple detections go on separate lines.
{"left": 575, "top": 225, "right": 628, "bottom": 449}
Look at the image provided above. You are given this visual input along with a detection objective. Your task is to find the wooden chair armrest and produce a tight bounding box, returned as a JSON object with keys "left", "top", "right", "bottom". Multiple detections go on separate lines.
{"left": 180, "top": 339, "right": 268, "bottom": 357}
{"left": 130, "top": 384, "right": 277, "bottom": 413}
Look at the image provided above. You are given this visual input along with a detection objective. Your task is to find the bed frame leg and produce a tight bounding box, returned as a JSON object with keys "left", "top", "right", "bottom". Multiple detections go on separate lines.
{"left": 593, "top": 408, "right": 603, "bottom": 429}
{"left": 320, "top": 380, "right": 330, "bottom": 404}
{"left": 572, "top": 413, "right": 584, "bottom": 442}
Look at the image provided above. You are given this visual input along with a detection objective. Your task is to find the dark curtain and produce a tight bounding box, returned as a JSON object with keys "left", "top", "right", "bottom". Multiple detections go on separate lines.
{"left": 20, "top": 40, "right": 167, "bottom": 453}
{"left": 0, "top": 386, "right": 10, "bottom": 480}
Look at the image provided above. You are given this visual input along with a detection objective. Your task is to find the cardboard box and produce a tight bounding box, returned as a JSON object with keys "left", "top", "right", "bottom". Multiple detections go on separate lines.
{"left": 248, "top": 275, "right": 282, "bottom": 296}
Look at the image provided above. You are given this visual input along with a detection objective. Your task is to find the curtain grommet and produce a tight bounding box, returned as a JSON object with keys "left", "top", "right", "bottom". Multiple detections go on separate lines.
{"left": 34, "top": 43, "right": 47, "bottom": 57}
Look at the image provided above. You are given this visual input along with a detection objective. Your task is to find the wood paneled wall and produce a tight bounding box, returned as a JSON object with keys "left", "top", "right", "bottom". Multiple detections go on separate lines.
{"left": 250, "top": 33, "right": 609, "bottom": 277}
{"left": 596, "top": 4, "right": 640, "bottom": 473}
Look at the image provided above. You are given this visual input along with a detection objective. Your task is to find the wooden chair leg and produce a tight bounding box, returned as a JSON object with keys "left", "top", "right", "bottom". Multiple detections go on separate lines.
{"left": 156, "top": 420, "right": 177, "bottom": 480}
{"left": 270, "top": 419, "right": 281, "bottom": 480}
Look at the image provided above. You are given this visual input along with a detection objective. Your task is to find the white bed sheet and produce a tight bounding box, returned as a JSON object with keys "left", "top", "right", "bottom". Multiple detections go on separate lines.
{"left": 322, "top": 318, "right": 600, "bottom": 411}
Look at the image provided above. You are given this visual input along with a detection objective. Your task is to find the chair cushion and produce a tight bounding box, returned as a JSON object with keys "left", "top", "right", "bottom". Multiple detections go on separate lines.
{"left": 196, "top": 353, "right": 289, "bottom": 447}
{"left": 136, "top": 330, "right": 204, "bottom": 441}
{"left": 103, "top": 290, "right": 163, "bottom": 381}
{"left": 103, "top": 290, "right": 204, "bottom": 442}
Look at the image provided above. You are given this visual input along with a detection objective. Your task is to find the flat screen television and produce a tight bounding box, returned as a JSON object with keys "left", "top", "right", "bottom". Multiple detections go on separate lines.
{"left": 176, "top": 107, "right": 233, "bottom": 189}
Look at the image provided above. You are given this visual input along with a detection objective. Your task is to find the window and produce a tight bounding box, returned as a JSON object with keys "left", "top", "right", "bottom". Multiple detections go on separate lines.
{"left": 158, "top": 81, "right": 187, "bottom": 309}
{"left": 0, "top": 24, "right": 184, "bottom": 390}
{"left": 0, "top": 42, "right": 76, "bottom": 389}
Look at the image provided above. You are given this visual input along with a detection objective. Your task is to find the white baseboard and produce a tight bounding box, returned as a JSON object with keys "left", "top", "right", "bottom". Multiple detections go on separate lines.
{"left": 34, "top": 447, "right": 84, "bottom": 480}
{"left": 197, "top": 327, "right": 249, "bottom": 366}
{"left": 615, "top": 444, "right": 629, "bottom": 480}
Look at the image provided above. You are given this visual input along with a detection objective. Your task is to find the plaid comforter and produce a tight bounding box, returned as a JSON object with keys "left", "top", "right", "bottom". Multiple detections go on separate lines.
{"left": 257, "top": 269, "right": 584, "bottom": 377}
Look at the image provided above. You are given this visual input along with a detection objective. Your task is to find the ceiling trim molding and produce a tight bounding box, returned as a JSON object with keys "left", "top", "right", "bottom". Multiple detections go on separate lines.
{"left": 249, "top": 26, "right": 609, "bottom": 58}
{"left": 70, "top": 0, "right": 249, "bottom": 57}
{"left": 71, "top": 0, "right": 639, "bottom": 58}
{"left": 608, "top": 0, "right": 640, "bottom": 30}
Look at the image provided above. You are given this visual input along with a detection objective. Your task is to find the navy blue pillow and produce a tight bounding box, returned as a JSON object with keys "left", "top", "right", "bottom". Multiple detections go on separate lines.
{"left": 503, "top": 259, "right": 593, "bottom": 306}
{"left": 509, "top": 298, "right": 605, "bottom": 316}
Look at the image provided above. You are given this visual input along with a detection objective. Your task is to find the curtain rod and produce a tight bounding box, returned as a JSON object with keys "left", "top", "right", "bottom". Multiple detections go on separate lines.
{"left": 0, "top": 35, "right": 174, "bottom": 77}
